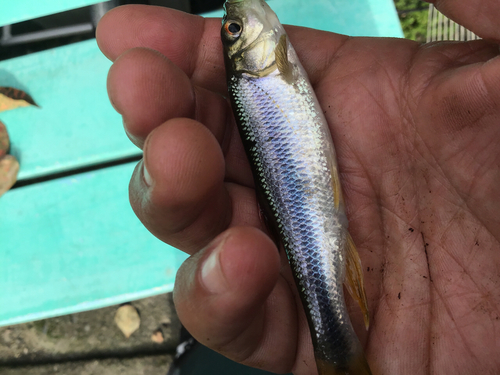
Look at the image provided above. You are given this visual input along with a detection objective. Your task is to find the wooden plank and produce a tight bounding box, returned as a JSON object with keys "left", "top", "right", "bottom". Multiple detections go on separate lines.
{"left": 0, "top": 162, "right": 187, "bottom": 327}
{"left": 0, "top": 39, "right": 140, "bottom": 181}
{"left": 201, "top": 0, "right": 403, "bottom": 37}
{"left": 0, "top": 0, "right": 103, "bottom": 26}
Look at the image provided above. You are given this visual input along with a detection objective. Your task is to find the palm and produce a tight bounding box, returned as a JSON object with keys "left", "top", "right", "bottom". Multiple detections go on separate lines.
{"left": 97, "top": 5, "right": 500, "bottom": 374}
{"left": 321, "top": 36, "right": 500, "bottom": 374}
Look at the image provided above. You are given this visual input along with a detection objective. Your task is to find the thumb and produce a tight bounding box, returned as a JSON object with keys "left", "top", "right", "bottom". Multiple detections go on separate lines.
{"left": 173, "top": 226, "right": 283, "bottom": 365}
{"left": 431, "top": 0, "right": 500, "bottom": 41}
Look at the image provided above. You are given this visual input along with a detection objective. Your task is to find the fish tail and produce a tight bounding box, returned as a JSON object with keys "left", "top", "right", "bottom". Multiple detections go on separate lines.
{"left": 316, "top": 352, "right": 373, "bottom": 375}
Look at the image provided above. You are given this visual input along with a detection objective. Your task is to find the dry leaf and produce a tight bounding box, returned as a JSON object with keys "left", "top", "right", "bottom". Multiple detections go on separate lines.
{"left": 114, "top": 304, "right": 140, "bottom": 338}
{"left": 0, "top": 121, "right": 9, "bottom": 158}
{"left": 151, "top": 330, "right": 164, "bottom": 344}
{"left": 0, "top": 87, "right": 39, "bottom": 113}
{"left": 0, "top": 155, "right": 19, "bottom": 197}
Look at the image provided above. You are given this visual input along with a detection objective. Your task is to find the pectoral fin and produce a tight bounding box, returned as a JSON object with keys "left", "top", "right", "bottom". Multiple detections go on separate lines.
{"left": 344, "top": 232, "right": 370, "bottom": 330}
{"left": 275, "top": 35, "right": 294, "bottom": 83}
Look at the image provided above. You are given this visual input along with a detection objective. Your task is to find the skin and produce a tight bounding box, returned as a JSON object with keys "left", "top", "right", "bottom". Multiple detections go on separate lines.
{"left": 96, "top": 1, "right": 500, "bottom": 374}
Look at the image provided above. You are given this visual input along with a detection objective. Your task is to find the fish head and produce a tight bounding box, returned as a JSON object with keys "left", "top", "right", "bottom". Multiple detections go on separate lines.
{"left": 222, "top": 0, "right": 286, "bottom": 76}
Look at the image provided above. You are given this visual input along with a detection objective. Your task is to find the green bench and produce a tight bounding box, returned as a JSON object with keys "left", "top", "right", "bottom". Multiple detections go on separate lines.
{"left": 0, "top": 0, "right": 402, "bottom": 327}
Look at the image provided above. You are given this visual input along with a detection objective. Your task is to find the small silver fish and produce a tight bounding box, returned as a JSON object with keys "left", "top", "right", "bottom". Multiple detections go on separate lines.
{"left": 221, "top": 1, "right": 372, "bottom": 374}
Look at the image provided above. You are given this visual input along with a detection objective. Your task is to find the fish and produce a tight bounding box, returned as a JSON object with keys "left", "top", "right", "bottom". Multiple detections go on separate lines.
{"left": 221, "top": 1, "right": 372, "bottom": 374}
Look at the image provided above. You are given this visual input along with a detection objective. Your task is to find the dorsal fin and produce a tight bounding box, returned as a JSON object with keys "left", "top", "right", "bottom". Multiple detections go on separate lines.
{"left": 274, "top": 34, "right": 294, "bottom": 83}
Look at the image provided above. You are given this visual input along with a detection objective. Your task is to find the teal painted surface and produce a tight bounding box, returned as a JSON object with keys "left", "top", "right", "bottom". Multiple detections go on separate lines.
{"left": 0, "top": 162, "right": 187, "bottom": 327}
{"left": 0, "top": 0, "right": 103, "bottom": 26}
{"left": 0, "top": 0, "right": 402, "bottom": 327}
{"left": 0, "top": 39, "right": 140, "bottom": 181}
{"left": 365, "top": 0, "right": 404, "bottom": 37}
{"left": 201, "top": 0, "right": 403, "bottom": 37}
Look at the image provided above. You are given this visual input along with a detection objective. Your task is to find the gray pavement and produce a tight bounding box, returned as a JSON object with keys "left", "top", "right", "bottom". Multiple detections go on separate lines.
{"left": 0, "top": 356, "right": 173, "bottom": 375}
{"left": 0, "top": 294, "right": 180, "bottom": 374}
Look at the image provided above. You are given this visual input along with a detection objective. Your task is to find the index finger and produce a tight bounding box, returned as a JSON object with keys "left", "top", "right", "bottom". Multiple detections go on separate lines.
{"left": 96, "top": 5, "right": 227, "bottom": 93}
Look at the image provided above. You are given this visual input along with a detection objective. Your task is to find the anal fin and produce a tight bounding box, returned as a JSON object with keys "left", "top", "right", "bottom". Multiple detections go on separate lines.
{"left": 344, "top": 232, "right": 370, "bottom": 330}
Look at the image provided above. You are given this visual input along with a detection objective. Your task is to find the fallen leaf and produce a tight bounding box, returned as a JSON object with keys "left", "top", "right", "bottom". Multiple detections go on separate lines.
{"left": 151, "top": 330, "right": 164, "bottom": 344}
{"left": 0, "top": 155, "right": 19, "bottom": 197}
{"left": 114, "top": 304, "right": 140, "bottom": 339}
{"left": 0, "top": 87, "right": 39, "bottom": 113}
{"left": 0, "top": 121, "right": 9, "bottom": 158}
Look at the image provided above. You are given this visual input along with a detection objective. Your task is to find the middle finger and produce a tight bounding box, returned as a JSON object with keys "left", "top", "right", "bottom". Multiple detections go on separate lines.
{"left": 107, "top": 47, "right": 230, "bottom": 148}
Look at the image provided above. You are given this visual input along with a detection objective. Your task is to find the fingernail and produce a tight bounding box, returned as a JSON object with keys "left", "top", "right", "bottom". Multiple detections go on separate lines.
{"left": 143, "top": 160, "right": 153, "bottom": 187}
{"left": 201, "top": 235, "right": 229, "bottom": 294}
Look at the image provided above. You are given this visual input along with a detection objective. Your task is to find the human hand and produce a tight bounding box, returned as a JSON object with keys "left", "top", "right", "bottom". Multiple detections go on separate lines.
{"left": 97, "top": 2, "right": 500, "bottom": 374}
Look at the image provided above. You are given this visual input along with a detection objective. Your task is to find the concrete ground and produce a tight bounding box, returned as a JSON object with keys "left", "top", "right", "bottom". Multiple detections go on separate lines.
{"left": 0, "top": 294, "right": 180, "bottom": 374}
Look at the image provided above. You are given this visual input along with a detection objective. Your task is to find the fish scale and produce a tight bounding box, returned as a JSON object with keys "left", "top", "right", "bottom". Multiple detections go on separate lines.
{"left": 229, "top": 72, "right": 359, "bottom": 364}
{"left": 222, "top": 1, "right": 371, "bottom": 373}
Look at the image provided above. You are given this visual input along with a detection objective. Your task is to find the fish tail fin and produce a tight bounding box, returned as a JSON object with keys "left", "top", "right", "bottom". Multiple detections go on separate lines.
{"left": 316, "top": 352, "right": 373, "bottom": 375}
{"left": 344, "top": 231, "right": 370, "bottom": 330}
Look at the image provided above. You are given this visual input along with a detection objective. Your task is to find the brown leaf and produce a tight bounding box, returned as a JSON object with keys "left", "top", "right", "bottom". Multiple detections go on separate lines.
{"left": 0, "top": 155, "right": 19, "bottom": 197}
{"left": 0, "top": 87, "right": 39, "bottom": 113}
{"left": 0, "top": 121, "right": 9, "bottom": 158}
{"left": 151, "top": 329, "right": 164, "bottom": 344}
{"left": 114, "top": 304, "right": 141, "bottom": 339}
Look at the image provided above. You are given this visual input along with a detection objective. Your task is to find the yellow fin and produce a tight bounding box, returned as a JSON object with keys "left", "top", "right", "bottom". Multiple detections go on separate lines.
{"left": 345, "top": 232, "right": 370, "bottom": 330}
{"left": 274, "top": 34, "right": 294, "bottom": 83}
{"left": 330, "top": 165, "right": 344, "bottom": 210}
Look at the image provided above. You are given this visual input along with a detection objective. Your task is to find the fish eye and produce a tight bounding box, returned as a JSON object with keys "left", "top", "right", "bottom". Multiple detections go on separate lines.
{"left": 228, "top": 23, "right": 241, "bottom": 34}
{"left": 224, "top": 21, "right": 242, "bottom": 37}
